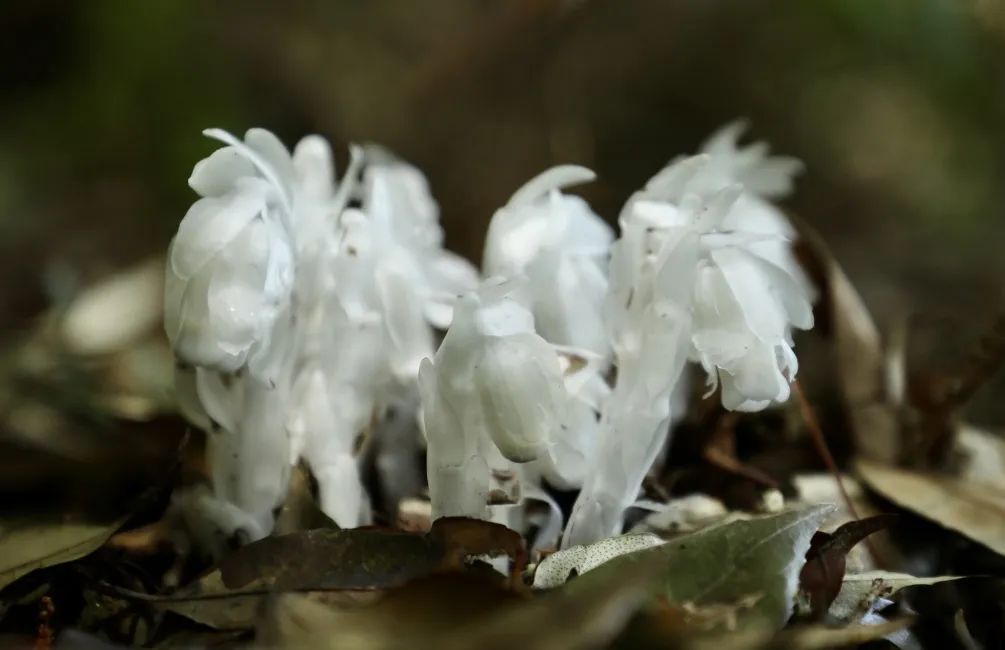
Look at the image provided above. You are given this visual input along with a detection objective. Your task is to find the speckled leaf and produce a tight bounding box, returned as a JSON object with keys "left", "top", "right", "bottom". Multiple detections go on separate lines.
{"left": 608, "top": 505, "right": 834, "bottom": 633}
{"left": 533, "top": 532, "right": 665, "bottom": 588}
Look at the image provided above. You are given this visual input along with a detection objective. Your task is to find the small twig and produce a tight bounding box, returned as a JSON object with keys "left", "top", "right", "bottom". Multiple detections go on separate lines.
{"left": 793, "top": 380, "right": 883, "bottom": 567}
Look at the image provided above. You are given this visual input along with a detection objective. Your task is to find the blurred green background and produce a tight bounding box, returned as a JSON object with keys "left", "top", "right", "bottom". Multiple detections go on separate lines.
{"left": 2, "top": 0, "right": 1004, "bottom": 418}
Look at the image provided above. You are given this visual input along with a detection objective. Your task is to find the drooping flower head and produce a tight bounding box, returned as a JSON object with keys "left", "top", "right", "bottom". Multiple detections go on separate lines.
{"left": 483, "top": 166, "right": 614, "bottom": 358}
{"left": 164, "top": 129, "right": 304, "bottom": 381}
{"left": 167, "top": 129, "right": 479, "bottom": 543}
{"left": 620, "top": 124, "right": 815, "bottom": 411}
{"left": 565, "top": 124, "right": 815, "bottom": 547}
{"left": 421, "top": 277, "right": 572, "bottom": 518}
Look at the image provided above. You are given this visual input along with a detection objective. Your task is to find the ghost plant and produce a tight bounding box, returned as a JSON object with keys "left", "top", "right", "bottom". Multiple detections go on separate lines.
{"left": 165, "top": 121, "right": 813, "bottom": 553}
{"left": 165, "top": 129, "right": 477, "bottom": 545}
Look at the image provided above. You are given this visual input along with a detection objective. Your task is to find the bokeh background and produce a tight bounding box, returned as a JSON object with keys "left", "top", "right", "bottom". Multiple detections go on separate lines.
{"left": 2, "top": 0, "right": 1005, "bottom": 421}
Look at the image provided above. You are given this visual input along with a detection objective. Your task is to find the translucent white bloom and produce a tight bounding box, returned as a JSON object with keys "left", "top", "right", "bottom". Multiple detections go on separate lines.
{"left": 565, "top": 129, "right": 814, "bottom": 547}
{"left": 421, "top": 278, "right": 571, "bottom": 519}
{"left": 483, "top": 166, "right": 614, "bottom": 357}
{"left": 363, "top": 152, "right": 479, "bottom": 326}
{"left": 693, "top": 120, "right": 804, "bottom": 199}
{"left": 168, "top": 129, "right": 477, "bottom": 543}
{"left": 623, "top": 150, "right": 814, "bottom": 412}
{"left": 165, "top": 129, "right": 299, "bottom": 381}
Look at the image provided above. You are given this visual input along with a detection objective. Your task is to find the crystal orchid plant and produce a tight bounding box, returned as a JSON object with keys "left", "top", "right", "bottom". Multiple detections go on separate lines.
{"left": 166, "top": 129, "right": 477, "bottom": 545}
{"left": 165, "top": 122, "right": 813, "bottom": 553}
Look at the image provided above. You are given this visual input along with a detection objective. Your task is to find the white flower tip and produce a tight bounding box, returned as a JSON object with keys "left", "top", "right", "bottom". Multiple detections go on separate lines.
{"left": 347, "top": 143, "right": 365, "bottom": 165}
{"left": 704, "top": 119, "right": 751, "bottom": 149}
{"left": 509, "top": 165, "right": 597, "bottom": 206}
{"left": 202, "top": 128, "right": 240, "bottom": 147}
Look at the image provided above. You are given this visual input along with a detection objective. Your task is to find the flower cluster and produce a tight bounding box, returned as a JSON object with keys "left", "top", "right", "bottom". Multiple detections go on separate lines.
{"left": 562, "top": 124, "right": 813, "bottom": 546}
{"left": 166, "top": 129, "right": 476, "bottom": 544}
{"left": 166, "top": 121, "right": 814, "bottom": 553}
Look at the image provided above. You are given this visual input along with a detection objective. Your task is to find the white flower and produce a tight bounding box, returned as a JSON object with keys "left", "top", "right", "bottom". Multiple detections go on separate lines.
{"left": 168, "top": 129, "right": 478, "bottom": 542}
{"left": 483, "top": 166, "right": 614, "bottom": 357}
{"left": 164, "top": 129, "right": 301, "bottom": 380}
{"left": 325, "top": 153, "right": 478, "bottom": 382}
{"left": 421, "top": 278, "right": 570, "bottom": 519}
{"left": 623, "top": 150, "right": 814, "bottom": 412}
{"left": 565, "top": 128, "right": 814, "bottom": 547}
{"left": 695, "top": 120, "right": 804, "bottom": 199}
{"left": 362, "top": 153, "right": 480, "bottom": 328}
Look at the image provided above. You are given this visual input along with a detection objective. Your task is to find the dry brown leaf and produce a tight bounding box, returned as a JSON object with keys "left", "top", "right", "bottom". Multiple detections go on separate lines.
{"left": 0, "top": 515, "right": 128, "bottom": 590}
{"left": 796, "top": 222, "right": 900, "bottom": 463}
{"left": 856, "top": 457, "right": 1005, "bottom": 556}
{"left": 259, "top": 547, "right": 664, "bottom": 650}
{"left": 155, "top": 518, "right": 524, "bottom": 630}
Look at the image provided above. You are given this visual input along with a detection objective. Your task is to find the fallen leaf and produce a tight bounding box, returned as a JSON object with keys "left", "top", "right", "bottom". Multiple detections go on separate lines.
{"left": 0, "top": 516, "right": 127, "bottom": 591}
{"left": 797, "top": 514, "right": 897, "bottom": 618}
{"left": 828, "top": 571, "right": 963, "bottom": 624}
{"left": 154, "top": 518, "right": 523, "bottom": 629}
{"left": 776, "top": 617, "right": 915, "bottom": 650}
{"left": 856, "top": 457, "right": 1005, "bottom": 556}
{"left": 532, "top": 533, "right": 665, "bottom": 589}
{"left": 259, "top": 544, "right": 666, "bottom": 650}
{"left": 795, "top": 221, "right": 901, "bottom": 464}
{"left": 595, "top": 505, "right": 832, "bottom": 635}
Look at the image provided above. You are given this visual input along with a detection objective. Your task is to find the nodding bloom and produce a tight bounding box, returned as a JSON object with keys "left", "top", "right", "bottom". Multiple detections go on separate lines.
{"left": 483, "top": 166, "right": 614, "bottom": 359}
{"left": 623, "top": 123, "right": 814, "bottom": 412}
{"left": 166, "top": 128, "right": 477, "bottom": 543}
{"left": 421, "top": 278, "right": 571, "bottom": 520}
{"left": 164, "top": 129, "right": 297, "bottom": 382}
{"left": 564, "top": 127, "right": 814, "bottom": 547}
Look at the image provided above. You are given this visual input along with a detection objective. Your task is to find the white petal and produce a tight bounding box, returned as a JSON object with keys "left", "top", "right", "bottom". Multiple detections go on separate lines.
{"left": 508, "top": 165, "right": 596, "bottom": 206}
{"left": 189, "top": 146, "right": 256, "bottom": 197}
{"left": 376, "top": 257, "right": 435, "bottom": 380}
{"left": 719, "top": 343, "right": 789, "bottom": 409}
{"left": 472, "top": 289, "right": 535, "bottom": 338}
{"left": 636, "top": 154, "right": 710, "bottom": 204}
{"left": 314, "top": 455, "right": 369, "bottom": 528}
{"left": 169, "top": 265, "right": 245, "bottom": 371}
{"left": 710, "top": 246, "right": 787, "bottom": 342}
{"left": 422, "top": 250, "right": 479, "bottom": 329}
{"left": 292, "top": 135, "right": 334, "bottom": 199}
{"left": 472, "top": 333, "right": 566, "bottom": 463}
{"left": 173, "top": 364, "right": 210, "bottom": 431}
{"left": 244, "top": 128, "right": 296, "bottom": 195}
{"left": 170, "top": 180, "right": 268, "bottom": 280}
